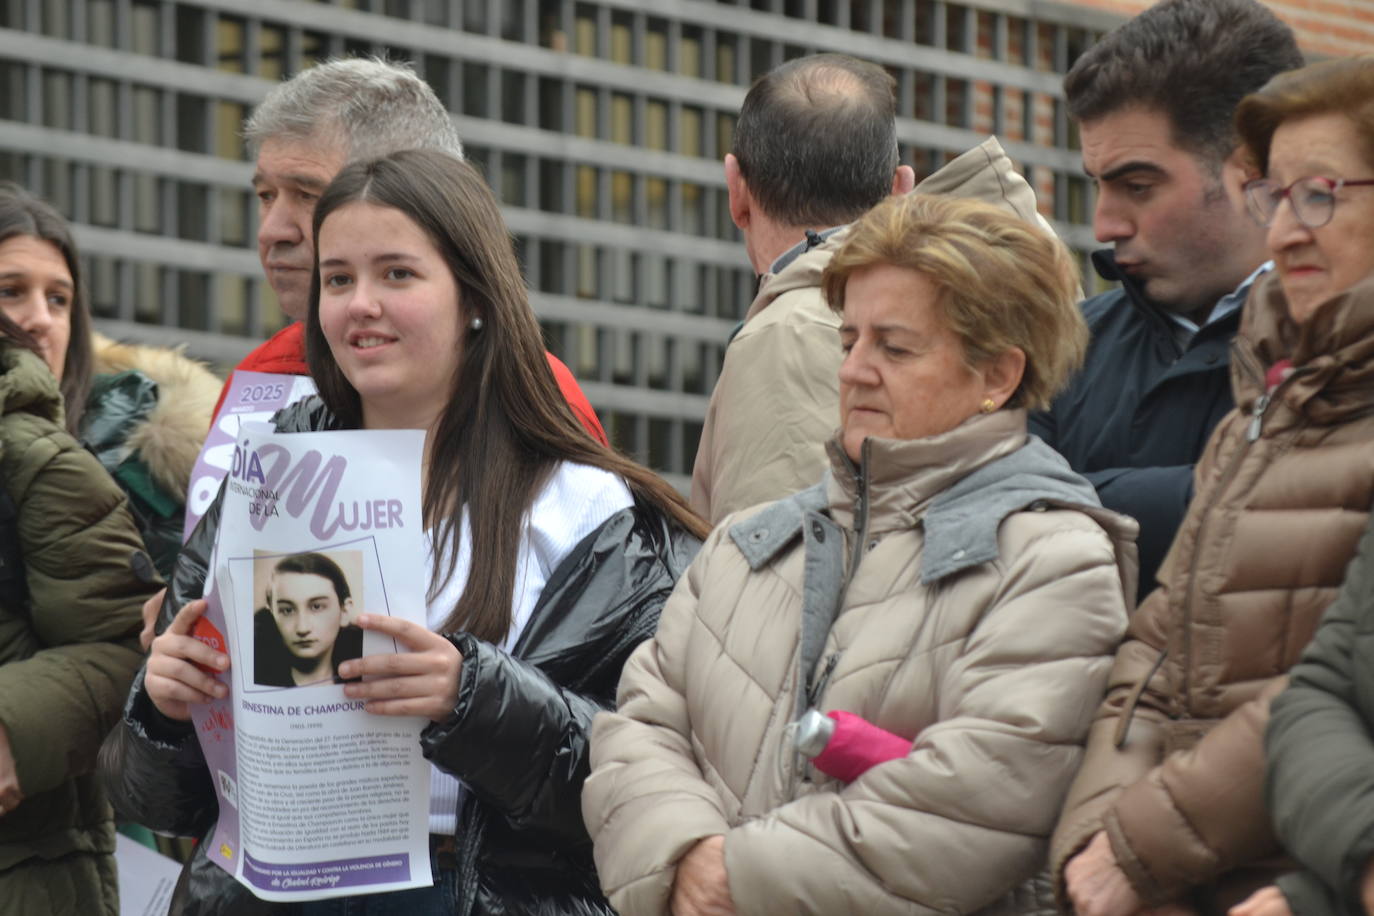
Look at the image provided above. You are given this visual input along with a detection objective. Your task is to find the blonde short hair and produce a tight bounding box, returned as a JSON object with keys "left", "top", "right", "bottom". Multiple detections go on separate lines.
{"left": 821, "top": 194, "right": 1086, "bottom": 411}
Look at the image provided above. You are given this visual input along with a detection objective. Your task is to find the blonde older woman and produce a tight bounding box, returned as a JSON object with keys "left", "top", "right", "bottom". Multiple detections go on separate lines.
{"left": 583, "top": 193, "right": 1136, "bottom": 916}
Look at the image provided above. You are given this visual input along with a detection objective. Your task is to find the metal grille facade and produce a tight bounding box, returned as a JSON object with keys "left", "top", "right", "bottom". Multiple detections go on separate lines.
{"left": 0, "top": 0, "right": 1122, "bottom": 486}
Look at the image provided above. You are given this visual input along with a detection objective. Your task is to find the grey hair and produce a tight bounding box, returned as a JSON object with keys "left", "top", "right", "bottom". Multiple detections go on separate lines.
{"left": 244, "top": 57, "right": 463, "bottom": 162}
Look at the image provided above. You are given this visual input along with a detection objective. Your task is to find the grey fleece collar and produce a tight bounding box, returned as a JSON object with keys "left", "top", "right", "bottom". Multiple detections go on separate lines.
{"left": 730, "top": 482, "right": 829, "bottom": 571}
{"left": 919, "top": 436, "right": 1101, "bottom": 583}
{"left": 728, "top": 436, "right": 1102, "bottom": 583}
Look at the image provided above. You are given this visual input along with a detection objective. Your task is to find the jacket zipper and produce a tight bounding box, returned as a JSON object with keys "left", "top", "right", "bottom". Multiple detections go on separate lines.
{"left": 817, "top": 438, "right": 872, "bottom": 708}
{"left": 1245, "top": 364, "right": 1314, "bottom": 441}
{"left": 806, "top": 653, "right": 840, "bottom": 711}
{"left": 793, "top": 442, "right": 870, "bottom": 786}
{"left": 1178, "top": 343, "right": 1306, "bottom": 706}
{"left": 844, "top": 438, "right": 874, "bottom": 591}
{"left": 1246, "top": 393, "right": 1270, "bottom": 442}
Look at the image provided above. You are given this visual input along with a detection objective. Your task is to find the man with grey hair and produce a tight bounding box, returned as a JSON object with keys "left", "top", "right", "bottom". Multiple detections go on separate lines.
{"left": 211, "top": 57, "right": 464, "bottom": 407}
{"left": 245, "top": 56, "right": 463, "bottom": 334}
{"left": 212, "top": 57, "right": 605, "bottom": 445}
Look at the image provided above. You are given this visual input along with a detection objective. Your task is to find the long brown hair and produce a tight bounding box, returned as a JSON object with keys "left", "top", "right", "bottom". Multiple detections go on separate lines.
{"left": 0, "top": 311, "right": 40, "bottom": 357}
{"left": 0, "top": 183, "right": 92, "bottom": 433}
{"left": 306, "top": 150, "right": 707, "bottom": 643}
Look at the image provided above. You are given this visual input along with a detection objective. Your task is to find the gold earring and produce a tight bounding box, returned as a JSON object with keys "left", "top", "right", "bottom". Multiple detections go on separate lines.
{"left": 980, "top": 399, "right": 997, "bottom": 414}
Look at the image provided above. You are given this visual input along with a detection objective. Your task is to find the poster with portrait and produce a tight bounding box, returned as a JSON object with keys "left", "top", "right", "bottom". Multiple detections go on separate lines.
{"left": 189, "top": 421, "right": 431, "bottom": 902}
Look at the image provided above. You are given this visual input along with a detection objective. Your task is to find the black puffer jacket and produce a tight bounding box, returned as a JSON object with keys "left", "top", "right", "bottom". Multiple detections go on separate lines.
{"left": 99, "top": 397, "right": 702, "bottom": 916}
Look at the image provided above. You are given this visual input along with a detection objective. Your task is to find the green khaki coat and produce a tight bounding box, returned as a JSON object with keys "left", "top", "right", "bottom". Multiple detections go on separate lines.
{"left": 0, "top": 341, "right": 154, "bottom": 915}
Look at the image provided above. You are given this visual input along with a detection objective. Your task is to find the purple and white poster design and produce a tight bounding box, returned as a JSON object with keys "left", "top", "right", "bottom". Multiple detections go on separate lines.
{"left": 183, "top": 371, "right": 318, "bottom": 540}
{"left": 190, "top": 421, "right": 431, "bottom": 901}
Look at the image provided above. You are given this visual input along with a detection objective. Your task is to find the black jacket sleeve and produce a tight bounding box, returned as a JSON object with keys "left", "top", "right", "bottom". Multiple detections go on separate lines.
{"left": 419, "top": 503, "right": 700, "bottom": 848}
{"left": 1029, "top": 411, "right": 1194, "bottom": 603}
{"left": 1266, "top": 514, "right": 1374, "bottom": 914}
{"left": 98, "top": 479, "right": 224, "bottom": 835}
{"left": 100, "top": 668, "right": 217, "bottom": 836}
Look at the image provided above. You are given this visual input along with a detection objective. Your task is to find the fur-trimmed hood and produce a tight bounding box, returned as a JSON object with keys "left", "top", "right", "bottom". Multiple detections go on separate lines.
{"left": 91, "top": 333, "right": 222, "bottom": 498}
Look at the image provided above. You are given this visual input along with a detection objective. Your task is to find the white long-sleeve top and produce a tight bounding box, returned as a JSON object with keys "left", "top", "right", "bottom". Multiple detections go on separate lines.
{"left": 424, "top": 461, "right": 633, "bottom": 834}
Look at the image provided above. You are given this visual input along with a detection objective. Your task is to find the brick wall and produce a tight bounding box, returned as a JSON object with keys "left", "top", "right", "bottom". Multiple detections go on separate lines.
{"left": 1067, "top": 0, "right": 1374, "bottom": 59}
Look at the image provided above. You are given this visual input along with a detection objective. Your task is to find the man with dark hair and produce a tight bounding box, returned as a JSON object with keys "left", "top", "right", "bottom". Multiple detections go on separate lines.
{"left": 730, "top": 53, "right": 904, "bottom": 243}
{"left": 1046, "top": 3, "right": 1306, "bottom": 915}
{"left": 1030, "top": 0, "right": 1304, "bottom": 602}
{"left": 692, "top": 53, "right": 1053, "bottom": 522}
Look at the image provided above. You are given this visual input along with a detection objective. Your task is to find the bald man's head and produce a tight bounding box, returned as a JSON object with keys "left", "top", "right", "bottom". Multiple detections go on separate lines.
{"left": 732, "top": 53, "right": 900, "bottom": 228}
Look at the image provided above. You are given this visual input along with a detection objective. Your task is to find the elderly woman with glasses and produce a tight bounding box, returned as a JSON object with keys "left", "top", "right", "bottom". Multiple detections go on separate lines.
{"left": 1223, "top": 55, "right": 1374, "bottom": 916}
{"left": 1052, "top": 55, "right": 1374, "bottom": 916}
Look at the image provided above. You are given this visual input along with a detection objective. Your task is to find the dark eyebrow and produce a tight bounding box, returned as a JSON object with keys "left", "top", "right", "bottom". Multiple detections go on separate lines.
{"left": 1091, "top": 161, "right": 1168, "bottom": 183}
{"left": 319, "top": 253, "right": 420, "bottom": 269}
{"left": 0, "top": 270, "right": 72, "bottom": 289}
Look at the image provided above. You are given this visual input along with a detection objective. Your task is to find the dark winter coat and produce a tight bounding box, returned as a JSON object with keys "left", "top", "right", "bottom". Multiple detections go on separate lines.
{"left": 1030, "top": 250, "right": 1239, "bottom": 600}
{"left": 100, "top": 397, "right": 701, "bottom": 916}
{"left": 0, "top": 341, "right": 153, "bottom": 915}
{"left": 1266, "top": 513, "right": 1374, "bottom": 916}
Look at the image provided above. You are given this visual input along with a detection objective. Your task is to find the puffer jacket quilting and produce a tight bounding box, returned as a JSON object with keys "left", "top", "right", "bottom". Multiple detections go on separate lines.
{"left": 0, "top": 341, "right": 152, "bottom": 914}
{"left": 1051, "top": 271, "right": 1374, "bottom": 910}
{"left": 589, "top": 409, "right": 1135, "bottom": 916}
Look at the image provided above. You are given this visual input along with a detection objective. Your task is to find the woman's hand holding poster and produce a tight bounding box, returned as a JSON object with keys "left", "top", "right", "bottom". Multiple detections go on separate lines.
{"left": 192, "top": 421, "right": 431, "bottom": 901}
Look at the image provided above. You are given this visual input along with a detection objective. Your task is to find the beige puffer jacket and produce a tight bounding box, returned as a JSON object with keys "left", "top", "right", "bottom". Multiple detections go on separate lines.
{"left": 689, "top": 136, "right": 1056, "bottom": 524}
{"left": 1050, "top": 271, "right": 1374, "bottom": 911}
{"left": 587, "top": 410, "right": 1135, "bottom": 915}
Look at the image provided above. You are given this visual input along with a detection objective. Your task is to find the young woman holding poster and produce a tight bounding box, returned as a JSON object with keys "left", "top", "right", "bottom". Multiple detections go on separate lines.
{"left": 102, "top": 149, "right": 707, "bottom": 916}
